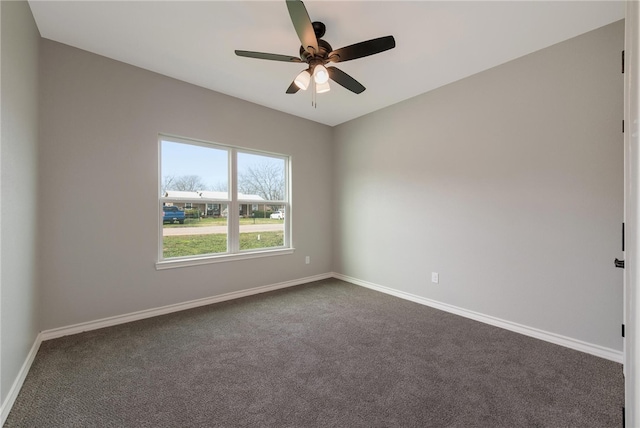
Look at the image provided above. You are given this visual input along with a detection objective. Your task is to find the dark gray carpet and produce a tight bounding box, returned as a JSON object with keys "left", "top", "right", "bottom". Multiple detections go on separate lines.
{"left": 5, "top": 279, "right": 624, "bottom": 427}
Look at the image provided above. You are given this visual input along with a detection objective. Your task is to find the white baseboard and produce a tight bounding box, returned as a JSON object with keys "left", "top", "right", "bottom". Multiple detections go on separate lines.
{"left": 333, "top": 272, "right": 623, "bottom": 363}
{"left": 42, "top": 272, "right": 333, "bottom": 341}
{"left": 1, "top": 333, "right": 43, "bottom": 426}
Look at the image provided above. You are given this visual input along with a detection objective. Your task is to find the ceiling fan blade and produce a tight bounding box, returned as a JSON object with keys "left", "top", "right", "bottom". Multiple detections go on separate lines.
{"left": 286, "top": 0, "right": 318, "bottom": 54}
{"left": 327, "top": 66, "right": 366, "bottom": 94}
{"left": 286, "top": 80, "right": 300, "bottom": 94}
{"left": 328, "top": 36, "right": 396, "bottom": 63}
{"left": 235, "top": 50, "right": 302, "bottom": 63}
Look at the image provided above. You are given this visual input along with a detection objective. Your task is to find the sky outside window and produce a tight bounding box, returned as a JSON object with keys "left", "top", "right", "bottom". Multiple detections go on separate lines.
{"left": 162, "top": 139, "right": 286, "bottom": 199}
{"left": 161, "top": 140, "right": 228, "bottom": 192}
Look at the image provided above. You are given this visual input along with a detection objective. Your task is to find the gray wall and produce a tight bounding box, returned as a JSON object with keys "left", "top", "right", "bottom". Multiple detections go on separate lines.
{"left": 38, "top": 40, "right": 333, "bottom": 330}
{"left": 1, "top": 1, "right": 41, "bottom": 403}
{"left": 333, "top": 21, "right": 624, "bottom": 351}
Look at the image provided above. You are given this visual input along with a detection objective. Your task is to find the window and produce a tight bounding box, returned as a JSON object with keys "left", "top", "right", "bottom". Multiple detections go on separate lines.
{"left": 158, "top": 135, "right": 291, "bottom": 268}
{"left": 206, "top": 203, "right": 220, "bottom": 217}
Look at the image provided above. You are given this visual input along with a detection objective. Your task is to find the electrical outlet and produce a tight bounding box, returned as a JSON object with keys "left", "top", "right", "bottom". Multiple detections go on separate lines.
{"left": 305, "top": 256, "right": 310, "bottom": 265}
{"left": 431, "top": 272, "right": 439, "bottom": 284}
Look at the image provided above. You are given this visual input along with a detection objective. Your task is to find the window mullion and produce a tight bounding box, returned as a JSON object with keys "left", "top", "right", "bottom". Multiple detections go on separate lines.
{"left": 228, "top": 149, "right": 239, "bottom": 253}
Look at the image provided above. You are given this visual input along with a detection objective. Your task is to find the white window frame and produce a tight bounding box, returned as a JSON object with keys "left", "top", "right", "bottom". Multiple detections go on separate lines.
{"left": 156, "top": 134, "right": 293, "bottom": 270}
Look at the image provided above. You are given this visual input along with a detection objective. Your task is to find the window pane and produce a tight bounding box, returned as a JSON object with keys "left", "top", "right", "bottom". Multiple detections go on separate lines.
{"left": 163, "top": 203, "right": 228, "bottom": 258}
{"left": 237, "top": 153, "right": 286, "bottom": 251}
{"left": 237, "top": 152, "right": 285, "bottom": 201}
{"left": 161, "top": 140, "right": 228, "bottom": 196}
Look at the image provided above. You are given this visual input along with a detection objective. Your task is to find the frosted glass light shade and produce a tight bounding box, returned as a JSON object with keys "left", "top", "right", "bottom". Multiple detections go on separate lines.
{"left": 316, "top": 81, "right": 330, "bottom": 94}
{"left": 294, "top": 70, "right": 311, "bottom": 90}
{"left": 313, "top": 64, "right": 329, "bottom": 84}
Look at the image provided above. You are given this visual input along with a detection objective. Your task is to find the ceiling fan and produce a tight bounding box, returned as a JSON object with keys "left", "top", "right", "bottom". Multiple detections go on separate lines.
{"left": 235, "top": 0, "right": 396, "bottom": 96}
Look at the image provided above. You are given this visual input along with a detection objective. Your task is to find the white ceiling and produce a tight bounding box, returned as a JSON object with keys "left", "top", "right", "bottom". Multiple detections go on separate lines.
{"left": 28, "top": 1, "right": 624, "bottom": 127}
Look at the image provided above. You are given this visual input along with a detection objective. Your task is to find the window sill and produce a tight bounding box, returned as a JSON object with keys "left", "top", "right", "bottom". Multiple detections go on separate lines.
{"left": 155, "top": 247, "right": 295, "bottom": 270}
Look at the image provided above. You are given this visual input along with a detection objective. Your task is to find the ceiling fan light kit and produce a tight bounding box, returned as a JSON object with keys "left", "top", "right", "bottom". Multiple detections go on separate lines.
{"left": 316, "top": 80, "right": 331, "bottom": 94}
{"left": 235, "top": 0, "right": 396, "bottom": 104}
{"left": 313, "top": 64, "right": 329, "bottom": 85}
{"left": 294, "top": 70, "right": 311, "bottom": 90}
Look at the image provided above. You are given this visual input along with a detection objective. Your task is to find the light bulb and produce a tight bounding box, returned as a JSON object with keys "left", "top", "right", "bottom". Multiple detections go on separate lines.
{"left": 294, "top": 70, "right": 310, "bottom": 90}
{"left": 316, "top": 80, "right": 330, "bottom": 94}
{"left": 313, "top": 64, "right": 329, "bottom": 84}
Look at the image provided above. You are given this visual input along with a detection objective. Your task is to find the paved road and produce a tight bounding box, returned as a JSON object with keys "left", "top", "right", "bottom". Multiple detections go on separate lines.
{"left": 163, "top": 223, "right": 284, "bottom": 236}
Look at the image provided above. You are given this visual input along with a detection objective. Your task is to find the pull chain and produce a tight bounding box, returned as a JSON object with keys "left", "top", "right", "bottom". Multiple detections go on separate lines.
{"left": 312, "top": 79, "right": 317, "bottom": 108}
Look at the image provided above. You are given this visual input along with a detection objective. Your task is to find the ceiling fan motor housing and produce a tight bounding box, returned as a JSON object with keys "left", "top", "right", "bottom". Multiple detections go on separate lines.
{"left": 300, "top": 30, "right": 332, "bottom": 70}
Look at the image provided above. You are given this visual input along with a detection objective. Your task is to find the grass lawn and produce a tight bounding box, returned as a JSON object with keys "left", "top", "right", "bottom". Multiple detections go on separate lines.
{"left": 163, "top": 231, "right": 284, "bottom": 258}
